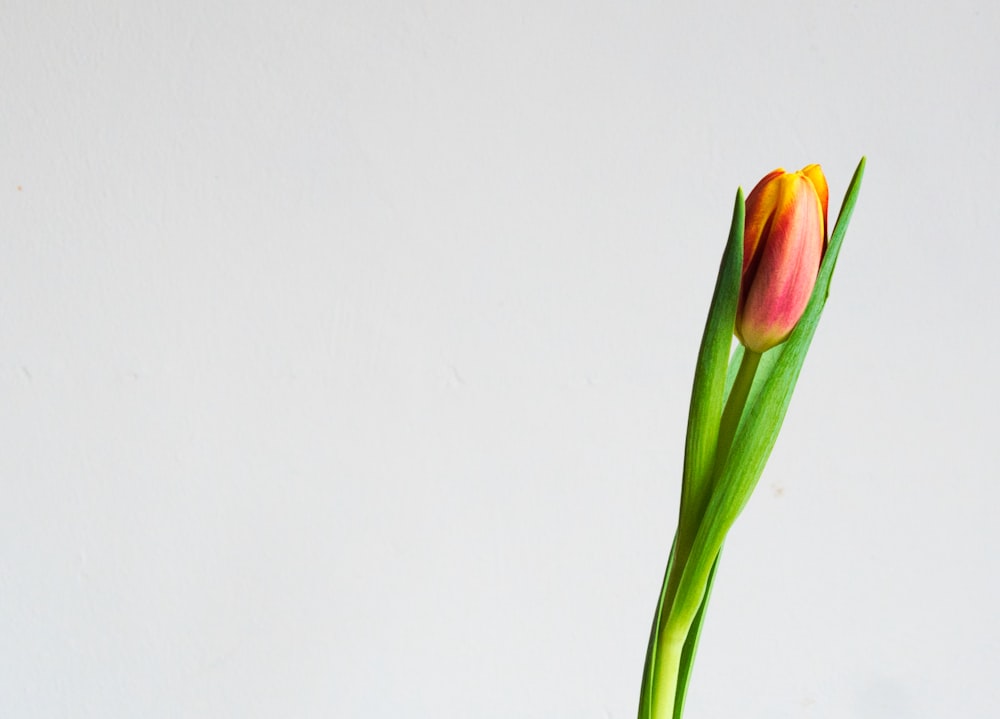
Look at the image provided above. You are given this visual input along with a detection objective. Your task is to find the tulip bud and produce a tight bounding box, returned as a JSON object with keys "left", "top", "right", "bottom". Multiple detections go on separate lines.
{"left": 735, "top": 165, "right": 828, "bottom": 353}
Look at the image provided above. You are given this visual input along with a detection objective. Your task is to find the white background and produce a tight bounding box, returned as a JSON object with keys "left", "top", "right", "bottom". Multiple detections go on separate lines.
{"left": 2, "top": 2, "right": 998, "bottom": 717}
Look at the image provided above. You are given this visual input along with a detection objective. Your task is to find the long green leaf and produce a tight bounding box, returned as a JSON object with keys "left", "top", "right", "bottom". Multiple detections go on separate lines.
{"left": 639, "top": 190, "right": 744, "bottom": 719}
{"left": 677, "top": 190, "right": 744, "bottom": 542}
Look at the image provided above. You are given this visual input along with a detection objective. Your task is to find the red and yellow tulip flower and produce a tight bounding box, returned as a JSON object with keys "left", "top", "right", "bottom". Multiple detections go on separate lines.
{"left": 638, "top": 158, "right": 866, "bottom": 719}
{"left": 736, "top": 165, "right": 829, "bottom": 352}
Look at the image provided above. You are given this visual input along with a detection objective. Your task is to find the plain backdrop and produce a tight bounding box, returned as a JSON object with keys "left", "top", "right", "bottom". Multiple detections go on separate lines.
{"left": 2, "top": 2, "right": 998, "bottom": 717}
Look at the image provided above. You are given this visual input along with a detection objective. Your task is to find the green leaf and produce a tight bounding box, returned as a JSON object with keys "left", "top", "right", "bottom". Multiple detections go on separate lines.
{"left": 638, "top": 191, "right": 744, "bottom": 719}
{"left": 677, "top": 190, "right": 744, "bottom": 544}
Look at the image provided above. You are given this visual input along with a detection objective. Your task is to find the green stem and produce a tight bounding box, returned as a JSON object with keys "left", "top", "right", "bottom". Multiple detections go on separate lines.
{"left": 714, "top": 349, "right": 761, "bottom": 480}
{"left": 648, "top": 628, "right": 687, "bottom": 719}
{"left": 645, "top": 347, "right": 762, "bottom": 719}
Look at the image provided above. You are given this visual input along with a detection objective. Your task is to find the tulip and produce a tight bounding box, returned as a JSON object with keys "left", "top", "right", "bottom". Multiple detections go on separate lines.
{"left": 735, "top": 165, "right": 828, "bottom": 353}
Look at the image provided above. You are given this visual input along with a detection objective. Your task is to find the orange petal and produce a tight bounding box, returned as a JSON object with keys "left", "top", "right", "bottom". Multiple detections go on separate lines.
{"left": 799, "top": 164, "right": 829, "bottom": 238}
{"left": 742, "top": 168, "right": 786, "bottom": 277}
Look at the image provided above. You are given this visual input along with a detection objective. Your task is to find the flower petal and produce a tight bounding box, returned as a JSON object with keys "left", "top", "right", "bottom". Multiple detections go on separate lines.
{"left": 738, "top": 173, "right": 824, "bottom": 352}
{"left": 742, "top": 168, "right": 785, "bottom": 277}
{"left": 799, "top": 164, "right": 829, "bottom": 237}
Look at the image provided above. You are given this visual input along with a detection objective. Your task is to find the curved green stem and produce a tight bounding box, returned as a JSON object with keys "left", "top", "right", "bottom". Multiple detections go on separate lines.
{"left": 645, "top": 347, "right": 762, "bottom": 719}
{"left": 714, "top": 349, "right": 761, "bottom": 478}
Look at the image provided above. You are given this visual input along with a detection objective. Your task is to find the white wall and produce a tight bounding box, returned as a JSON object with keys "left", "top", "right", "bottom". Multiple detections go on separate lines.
{"left": 2, "top": 2, "right": 998, "bottom": 717}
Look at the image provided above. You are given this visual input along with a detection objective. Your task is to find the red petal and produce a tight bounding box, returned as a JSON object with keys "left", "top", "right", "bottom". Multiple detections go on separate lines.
{"left": 738, "top": 173, "right": 824, "bottom": 352}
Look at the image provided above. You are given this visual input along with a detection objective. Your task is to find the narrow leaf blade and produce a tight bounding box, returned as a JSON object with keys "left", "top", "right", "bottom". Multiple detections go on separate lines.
{"left": 678, "top": 189, "right": 744, "bottom": 538}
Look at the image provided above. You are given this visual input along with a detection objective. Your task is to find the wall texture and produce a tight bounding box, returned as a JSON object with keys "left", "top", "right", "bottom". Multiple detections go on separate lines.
{"left": 2, "top": 2, "right": 998, "bottom": 717}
